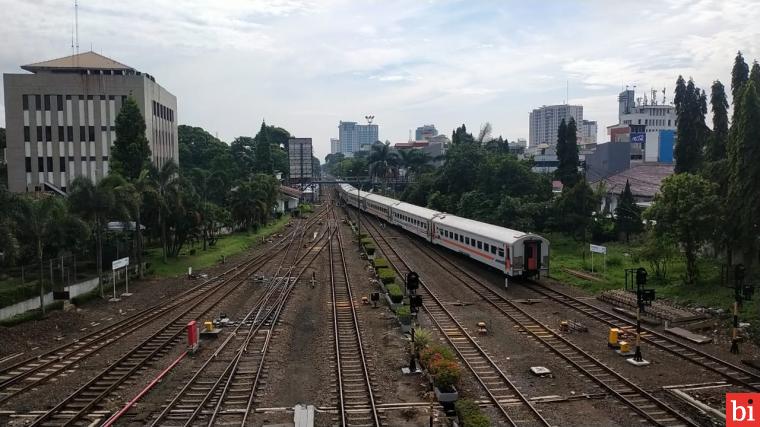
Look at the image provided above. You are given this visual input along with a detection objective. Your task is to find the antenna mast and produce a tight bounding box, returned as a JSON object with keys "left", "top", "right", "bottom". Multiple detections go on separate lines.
{"left": 75, "top": 0, "right": 79, "bottom": 55}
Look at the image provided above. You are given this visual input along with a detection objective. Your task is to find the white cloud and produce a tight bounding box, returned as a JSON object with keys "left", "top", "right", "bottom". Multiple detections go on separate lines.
{"left": 0, "top": 0, "right": 759, "bottom": 159}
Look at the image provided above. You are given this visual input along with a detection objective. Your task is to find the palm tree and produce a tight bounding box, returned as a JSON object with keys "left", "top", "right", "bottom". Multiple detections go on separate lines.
{"left": 68, "top": 175, "right": 131, "bottom": 298}
{"left": 16, "top": 195, "right": 67, "bottom": 314}
{"left": 151, "top": 161, "right": 179, "bottom": 262}
{"left": 368, "top": 143, "right": 400, "bottom": 194}
{"left": 125, "top": 169, "right": 155, "bottom": 278}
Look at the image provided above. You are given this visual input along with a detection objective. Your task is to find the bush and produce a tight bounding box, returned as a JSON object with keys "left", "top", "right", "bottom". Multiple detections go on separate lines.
{"left": 420, "top": 344, "right": 455, "bottom": 368}
{"left": 430, "top": 358, "right": 460, "bottom": 390}
{"left": 396, "top": 304, "right": 411, "bottom": 321}
{"left": 455, "top": 399, "right": 490, "bottom": 427}
{"left": 364, "top": 244, "right": 376, "bottom": 256}
{"left": 360, "top": 237, "right": 373, "bottom": 246}
{"left": 377, "top": 268, "right": 396, "bottom": 284}
{"left": 372, "top": 258, "right": 389, "bottom": 269}
{"left": 387, "top": 283, "right": 404, "bottom": 303}
{"left": 413, "top": 328, "right": 433, "bottom": 349}
{"left": 607, "top": 254, "right": 623, "bottom": 267}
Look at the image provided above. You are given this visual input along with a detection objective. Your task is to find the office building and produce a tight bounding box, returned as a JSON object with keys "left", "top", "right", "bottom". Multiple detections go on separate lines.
{"left": 3, "top": 51, "right": 177, "bottom": 193}
{"left": 330, "top": 138, "right": 340, "bottom": 154}
{"left": 288, "top": 137, "right": 313, "bottom": 183}
{"left": 415, "top": 124, "right": 438, "bottom": 141}
{"left": 338, "top": 120, "right": 378, "bottom": 157}
{"left": 529, "top": 104, "right": 584, "bottom": 147}
{"left": 608, "top": 88, "right": 676, "bottom": 162}
{"left": 580, "top": 120, "right": 598, "bottom": 145}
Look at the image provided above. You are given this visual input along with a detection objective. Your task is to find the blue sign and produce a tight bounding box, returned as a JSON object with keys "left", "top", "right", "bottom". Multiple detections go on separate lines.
{"left": 630, "top": 132, "right": 646, "bottom": 143}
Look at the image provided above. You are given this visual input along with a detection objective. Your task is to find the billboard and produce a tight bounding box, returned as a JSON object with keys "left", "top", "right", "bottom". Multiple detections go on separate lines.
{"left": 630, "top": 132, "right": 646, "bottom": 143}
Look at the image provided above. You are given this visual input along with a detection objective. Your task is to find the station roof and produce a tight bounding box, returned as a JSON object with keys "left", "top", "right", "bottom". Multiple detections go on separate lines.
{"left": 591, "top": 163, "right": 674, "bottom": 198}
{"left": 279, "top": 185, "right": 302, "bottom": 198}
{"left": 21, "top": 51, "right": 135, "bottom": 73}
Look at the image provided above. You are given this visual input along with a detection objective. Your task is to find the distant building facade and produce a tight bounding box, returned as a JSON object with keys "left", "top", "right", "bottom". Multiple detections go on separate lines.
{"left": 529, "top": 104, "right": 583, "bottom": 147}
{"left": 288, "top": 137, "right": 313, "bottom": 183}
{"left": 338, "top": 121, "right": 378, "bottom": 157}
{"left": 415, "top": 124, "right": 438, "bottom": 141}
{"left": 330, "top": 138, "right": 340, "bottom": 154}
{"left": 580, "top": 119, "right": 598, "bottom": 145}
{"left": 609, "top": 88, "right": 676, "bottom": 162}
{"left": 3, "top": 51, "right": 178, "bottom": 193}
{"left": 584, "top": 141, "right": 631, "bottom": 182}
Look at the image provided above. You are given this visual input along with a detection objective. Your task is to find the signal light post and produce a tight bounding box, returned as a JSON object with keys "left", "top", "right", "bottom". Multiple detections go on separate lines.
{"left": 730, "top": 264, "right": 754, "bottom": 354}
{"left": 626, "top": 267, "right": 654, "bottom": 366}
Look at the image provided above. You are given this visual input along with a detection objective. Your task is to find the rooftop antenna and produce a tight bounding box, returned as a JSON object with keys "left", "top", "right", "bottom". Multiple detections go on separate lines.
{"left": 662, "top": 87, "right": 667, "bottom": 104}
{"left": 74, "top": 0, "right": 79, "bottom": 55}
{"left": 408, "top": 129, "right": 412, "bottom": 142}
{"left": 365, "top": 115, "right": 374, "bottom": 124}
{"left": 651, "top": 88, "right": 658, "bottom": 105}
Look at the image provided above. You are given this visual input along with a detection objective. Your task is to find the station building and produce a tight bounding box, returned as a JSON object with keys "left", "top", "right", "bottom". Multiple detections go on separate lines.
{"left": 3, "top": 51, "right": 178, "bottom": 193}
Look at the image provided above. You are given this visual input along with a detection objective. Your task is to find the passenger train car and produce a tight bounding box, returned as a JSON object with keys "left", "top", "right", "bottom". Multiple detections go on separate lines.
{"left": 337, "top": 183, "right": 549, "bottom": 278}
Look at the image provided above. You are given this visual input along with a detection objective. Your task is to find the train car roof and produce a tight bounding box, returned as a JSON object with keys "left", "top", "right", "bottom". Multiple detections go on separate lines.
{"left": 392, "top": 202, "right": 442, "bottom": 220}
{"left": 364, "top": 193, "right": 402, "bottom": 207}
{"left": 434, "top": 214, "right": 548, "bottom": 245}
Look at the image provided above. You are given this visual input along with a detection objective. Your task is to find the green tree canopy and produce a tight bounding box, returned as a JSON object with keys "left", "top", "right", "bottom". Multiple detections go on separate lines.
{"left": 111, "top": 97, "right": 151, "bottom": 181}
{"left": 556, "top": 117, "right": 579, "bottom": 187}
{"left": 614, "top": 180, "right": 642, "bottom": 242}
{"left": 674, "top": 76, "right": 708, "bottom": 174}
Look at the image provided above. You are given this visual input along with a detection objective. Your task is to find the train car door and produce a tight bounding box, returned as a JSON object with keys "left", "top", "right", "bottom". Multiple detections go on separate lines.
{"left": 524, "top": 241, "right": 541, "bottom": 271}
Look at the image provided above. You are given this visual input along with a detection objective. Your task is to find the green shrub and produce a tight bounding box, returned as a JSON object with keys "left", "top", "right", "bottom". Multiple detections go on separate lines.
{"left": 396, "top": 304, "right": 411, "bottom": 317}
{"left": 455, "top": 399, "right": 490, "bottom": 427}
{"left": 364, "top": 244, "right": 376, "bottom": 256}
{"left": 387, "top": 283, "right": 404, "bottom": 303}
{"left": 360, "top": 237, "right": 373, "bottom": 246}
{"left": 430, "top": 358, "right": 460, "bottom": 390}
{"left": 357, "top": 233, "right": 368, "bottom": 240}
{"left": 377, "top": 268, "right": 396, "bottom": 284}
{"left": 412, "top": 328, "right": 433, "bottom": 349}
{"left": 372, "top": 258, "right": 388, "bottom": 269}
{"left": 607, "top": 255, "right": 623, "bottom": 267}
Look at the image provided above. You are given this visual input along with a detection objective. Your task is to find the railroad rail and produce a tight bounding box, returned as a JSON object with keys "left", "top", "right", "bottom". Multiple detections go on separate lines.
{"left": 25, "top": 208, "right": 329, "bottom": 427}
{"left": 360, "top": 214, "right": 550, "bottom": 427}
{"left": 405, "top": 238, "right": 697, "bottom": 427}
{"left": 149, "top": 223, "right": 332, "bottom": 426}
{"left": 525, "top": 280, "right": 760, "bottom": 391}
{"left": 329, "top": 212, "right": 380, "bottom": 427}
{"left": 0, "top": 207, "right": 330, "bottom": 407}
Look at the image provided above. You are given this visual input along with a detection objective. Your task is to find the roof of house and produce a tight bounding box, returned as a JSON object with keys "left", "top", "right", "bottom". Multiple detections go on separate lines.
{"left": 22, "top": 51, "right": 135, "bottom": 73}
{"left": 279, "top": 185, "right": 302, "bottom": 198}
{"left": 591, "top": 163, "right": 674, "bottom": 198}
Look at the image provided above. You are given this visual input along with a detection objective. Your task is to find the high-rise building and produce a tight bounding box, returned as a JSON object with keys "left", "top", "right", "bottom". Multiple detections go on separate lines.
{"left": 528, "top": 104, "right": 583, "bottom": 147}
{"left": 338, "top": 121, "right": 378, "bottom": 157}
{"left": 3, "top": 51, "right": 178, "bottom": 193}
{"left": 330, "top": 138, "right": 340, "bottom": 154}
{"left": 415, "top": 124, "right": 438, "bottom": 141}
{"left": 580, "top": 120, "right": 598, "bottom": 145}
{"left": 609, "top": 88, "right": 677, "bottom": 162}
{"left": 288, "top": 137, "right": 313, "bottom": 183}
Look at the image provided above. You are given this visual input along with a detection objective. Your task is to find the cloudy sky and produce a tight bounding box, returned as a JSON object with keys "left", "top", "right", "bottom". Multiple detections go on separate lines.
{"left": 1, "top": 0, "right": 759, "bottom": 160}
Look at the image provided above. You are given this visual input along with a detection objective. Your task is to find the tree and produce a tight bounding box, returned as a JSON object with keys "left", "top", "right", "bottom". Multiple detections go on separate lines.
{"left": 126, "top": 169, "right": 154, "bottom": 278}
{"left": 151, "top": 160, "right": 179, "bottom": 262}
{"left": 16, "top": 196, "right": 68, "bottom": 314}
{"left": 556, "top": 118, "right": 580, "bottom": 187}
{"left": 752, "top": 61, "right": 760, "bottom": 88}
{"left": 554, "top": 179, "right": 596, "bottom": 243}
{"left": 706, "top": 80, "right": 729, "bottom": 162}
{"left": 0, "top": 128, "right": 6, "bottom": 188}
{"left": 254, "top": 121, "right": 273, "bottom": 174}
{"left": 228, "top": 174, "right": 278, "bottom": 231}
{"left": 727, "top": 80, "right": 760, "bottom": 269}
{"left": 68, "top": 175, "right": 131, "bottom": 297}
{"left": 674, "top": 77, "right": 708, "bottom": 174}
{"left": 111, "top": 97, "right": 151, "bottom": 181}
{"left": 451, "top": 124, "right": 475, "bottom": 145}
{"left": 368, "top": 142, "right": 400, "bottom": 192}
{"left": 614, "top": 180, "right": 642, "bottom": 242}
{"left": 732, "top": 51, "right": 750, "bottom": 102}
{"left": 231, "top": 136, "right": 256, "bottom": 178}
{"left": 645, "top": 173, "right": 719, "bottom": 285}
{"left": 0, "top": 187, "right": 19, "bottom": 265}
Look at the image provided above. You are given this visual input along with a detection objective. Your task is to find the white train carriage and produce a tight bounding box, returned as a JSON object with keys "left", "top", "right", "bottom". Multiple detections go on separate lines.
{"left": 432, "top": 214, "right": 549, "bottom": 277}
{"left": 364, "top": 193, "right": 399, "bottom": 223}
{"left": 390, "top": 202, "right": 441, "bottom": 240}
{"left": 339, "top": 183, "right": 361, "bottom": 208}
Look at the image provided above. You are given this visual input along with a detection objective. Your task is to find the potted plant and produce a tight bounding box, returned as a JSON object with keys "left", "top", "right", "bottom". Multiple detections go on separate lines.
{"left": 431, "top": 358, "right": 460, "bottom": 402}
{"left": 396, "top": 305, "right": 412, "bottom": 332}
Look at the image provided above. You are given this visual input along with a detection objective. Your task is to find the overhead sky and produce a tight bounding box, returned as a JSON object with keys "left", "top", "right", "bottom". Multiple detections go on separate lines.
{"left": 1, "top": 0, "right": 759, "bottom": 160}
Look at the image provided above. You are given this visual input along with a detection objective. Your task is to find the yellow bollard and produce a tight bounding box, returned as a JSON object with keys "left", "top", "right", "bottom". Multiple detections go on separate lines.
{"left": 204, "top": 321, "right": 214, "bottom": 332}
{"left": 619, "top": 341, "right": 630, "bottom": 353}
{"left": 608, "top": 328, "right": 620, "bottom": 348}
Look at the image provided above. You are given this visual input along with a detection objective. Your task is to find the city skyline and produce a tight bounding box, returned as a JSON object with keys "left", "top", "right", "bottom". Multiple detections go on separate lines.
{"left": 0, "top": 0, "right": 758, "bottom": 161}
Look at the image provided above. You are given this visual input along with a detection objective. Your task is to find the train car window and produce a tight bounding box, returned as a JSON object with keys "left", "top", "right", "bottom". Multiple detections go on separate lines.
{"left": 460, "top": 234, "right": 464, "bottom": 242}
{"left": 471, "top": 239, "right": 476, "bottom": 247}
{"left": 465, "top": 237, "right": 470, "bottom": 245}
{"left": 477, "top": 241, "right": 482, "bottom": 249}
{"left": 498, "top": 249, "right": 504, "bottom": 258}
{"left": 491, "top": 246, "right": 497, "bottom": 254}
{"left": 484, "top": 243, "right": 489, "bottom": 252}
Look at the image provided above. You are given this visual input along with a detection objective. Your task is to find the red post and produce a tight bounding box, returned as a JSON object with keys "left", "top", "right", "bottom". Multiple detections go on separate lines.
{"left": 187, "top": 320, "right": 198, "bottom": 353}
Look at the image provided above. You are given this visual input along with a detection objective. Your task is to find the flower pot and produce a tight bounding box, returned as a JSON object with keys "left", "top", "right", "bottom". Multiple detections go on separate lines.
{"left": 434, "top": 385, "right": 459, "bottom": 403}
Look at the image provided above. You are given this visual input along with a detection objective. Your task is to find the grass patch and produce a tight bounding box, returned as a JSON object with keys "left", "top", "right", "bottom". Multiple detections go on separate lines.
{"left": 145, "top": 215, "right": 291, "bottom": 278}
{"left": 548, "top": 232, "right": 754, "bottom": 320}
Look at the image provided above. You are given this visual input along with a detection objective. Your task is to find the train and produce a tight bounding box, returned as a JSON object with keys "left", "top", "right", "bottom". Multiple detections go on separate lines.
{"left": 336, "top": 183, "right": 550, "bottom": 278}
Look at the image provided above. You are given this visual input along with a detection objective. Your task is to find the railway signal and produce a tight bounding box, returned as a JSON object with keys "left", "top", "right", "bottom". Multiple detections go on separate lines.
{"left": 628, "top": 267, "right": 653, "bottom": 365}
{"left": 730, "top": 264, "right": 754, "bottom": 354}
{"left": 406, "top": 271, "right": 419, "bottom": 295}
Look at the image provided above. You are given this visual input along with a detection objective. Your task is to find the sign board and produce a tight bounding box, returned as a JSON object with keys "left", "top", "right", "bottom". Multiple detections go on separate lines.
{"left": 112, "top": 257, "right": 129, "bottom": 270}
{"left": 630, "top": 132, "right": 646, "bottom": 143}
{"left": 590, "top": 244, "right": 607, "bottom": 254}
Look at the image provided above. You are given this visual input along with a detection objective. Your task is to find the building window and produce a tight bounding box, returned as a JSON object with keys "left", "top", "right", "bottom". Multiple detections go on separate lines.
{"left": 47, "top": 157, "right": 53, "bottom": 171}
{"left": 80, "top": 126, "right": 86, "bottom": 141}
{"left": 67, "top": 127, "right": 74, "bottom": 141}
{"left": 35, "top": 95, "right": 41, "bottom": 110}
{"left": 58, "top": 126, "right": 64, "bottom": 141}
{"left": 59, "top": 158, "right": 66, "bottom": 171}
{"left": 88, "top": 126, "right": 95, "bottom": 142}
{"left": 44, "top": 95, "right": 51, "bottom": 111}
{"left": 36, "top": 126, "right": 43, "bottom": 142}
{"left": 25, "top": 157, "right": 32, "bottom": 172}
{"left": 57, "top": 95, "right": 63, "bottom": 111}
{"left": 38, "top": 157, "right": 44, "bottom": 171}
{"left": 24, "top": 126, "right": 30, "bottom": 141}
{"left": 23, "top": 95, "right": 29, "bottom": 111}
{"left": 45, "top": 126, "right": 52, "bottom": 141}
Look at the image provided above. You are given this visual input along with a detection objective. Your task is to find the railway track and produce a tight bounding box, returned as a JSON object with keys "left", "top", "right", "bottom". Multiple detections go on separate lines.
{"left": 149, "top": 222, "right": 332, "bottom": 426}
{"left": 524, "top": 280, "right": 760, "bottom": 391}
{"left": 24, "top": 209, "right": 330, "bottom": 427}
{"left": 0, "top": 207, "right": 330, "bottom": 407}
{"left": 360, "top": 215, "right": 550, "bottom": 427}
{"left": 329, "top": 214, "right": 380, "bottom": 427}
{"left": 399, "top": 236, "right": 697, "bottom": 427}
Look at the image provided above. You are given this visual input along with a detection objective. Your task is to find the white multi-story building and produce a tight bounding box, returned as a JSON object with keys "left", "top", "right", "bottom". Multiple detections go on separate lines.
{"left": 580, "top": 120, "right": 598, "bottom": 145}
{"left": 615, "top": 88, "right": 676, "bottom": 162}
{"left": 3, "top": 51, "right": 177, "bottom": 193}
{"left": 529, "top": 104, "right": 583, "bottom": 147}
{"left": 330, "top": 138, "right": 340, "bottom": 154}
{"left": 338, "top": 121, "right": 378, "bottom": 157}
